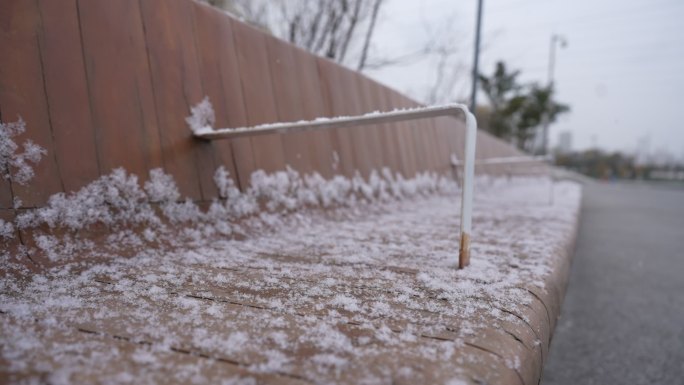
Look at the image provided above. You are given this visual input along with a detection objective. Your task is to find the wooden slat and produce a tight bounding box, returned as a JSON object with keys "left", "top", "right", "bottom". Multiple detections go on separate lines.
{"left": 316, "top": 58, "right": 356, "bottom": 177}
{"left": 387, "top": 90, "right": 417, "bottom": 177}
{"left": 139, "top": 0, "right": 209, "bottom": 200}
{"left": 338, "top": 69, "right": 372, "bottom": 177}
{"left": 402, "top": 95, "right": 442, "bottom": 174}
{"left": 427, "top": 112, "right": 453, "bottom": 174}
{"left": 398, "top": 95, "right": 430, "bottom": 173}
{"left": 265, "top": 35, "right": 313, "bottom": 174}
{"left": 0, "top": 209, "right": 24, "bottom": 275}
{"left": 231, "top": 20, "right": 286, "bottom": 175}
{"left": 0, "top": 180, "right": 11, "bottom": 209}
{"left": 353, "top": 73, "right": 386, "bottom": 173}
{"left": 77, "top": 0, "right": 163, "bottom": 180}
{"left": 0, "top": 0, "right": 64, "bottom": 207}
{"left": 291, "top": 48, "right": 335, "bottom": 178}
{"left": 191, "top": 3, "right": 245, "bottom": 191}
{"left": 412, "top": 100, "right": 445, "bottom": 173}
{"left": 0, "top": 111, "right": 12, "bottom": 208}
{"left": 367, "top": 82, "right": 403, "bottom": 175}
{"left": 439, "top": 115, "right": 463, "bottom": 162}
{"left": 36, "top": 0, "right": 100, "bottom": 194}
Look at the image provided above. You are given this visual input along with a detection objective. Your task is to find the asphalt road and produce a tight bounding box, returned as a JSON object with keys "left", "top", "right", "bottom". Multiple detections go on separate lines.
{"left": 542, "top": 181, "right": 684, "bottom": 385}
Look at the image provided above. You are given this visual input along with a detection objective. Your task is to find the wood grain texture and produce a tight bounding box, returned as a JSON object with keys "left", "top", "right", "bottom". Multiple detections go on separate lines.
{"left": 36, "top": 0, "right": 100, "bottom": 194}
{"left": 353, "top": 73, "right": 386, "bottom": 174}
{"left": 231, "top": 20, "right": 286, "bottom": 175}
{"left": 77, "top": 0, "right": 163, "bottom": 179}
{"left": 0, "top": 101, "right": 12, "bottom": 208}
{"left": 316, "top": 58, "right": 356, "bottom": 177}
{"left": 367, "top": 81, "right": 403, "bottom": 175}
{"left": 191, "top": 3, "right": 246, "bottom": 191}
{"left": 0, "top": 0, "right": 64, "bottom": 207}
{"left": 387, "top": 90, "right": 417, "bottom": 177}
{"left": 265, "top": 35, "right": 313, "bottom": 174}
{"left": 398, "top": 95, "right": 430, "bottom": 173}
{"left": 139, "top": 0, "right": 207, "bottom": 200}
{"left": 291, "top": 48, "right": 335, "bottom": 178}
{"left": 338, "top": 68, "right": 372, "bottom": 177}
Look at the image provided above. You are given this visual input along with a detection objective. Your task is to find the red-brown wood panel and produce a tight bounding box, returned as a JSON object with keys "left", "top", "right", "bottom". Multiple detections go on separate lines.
{"left": 387, "top": 90, "right": 418, "bottom": 177}
{"left": 291, "top": 48, "right": 335, "bottom": 178}
{"left": 405, "top": 95, "right": 442, "bottom": 174}
{"left": 0, "top": 0, "right": 64, "bottom": 207}
{"left": 368, "top": 82, "right": 403, "bottom": 175}
{"left": 0, "top": 104, "right": 12, "bottom": 208}
{"left": 316, "top": 58, "right": 356, "bottom": 177}
{"left": 430, "top": 116, "right": 453, "bottom": 174}
{"left": 426, "top": 113, "right": 445, "bottom": 173}
{"left": 265, "top": 35, "right": 314, "bottom": 174}
{"left": 423, "top": 117, "right": 448, "bottom": 173}
{"left": 339, "top": 68, "right": 372, "bottom": 177}
{"left": 354, "top": 73, "right": 386, "bottom": 173}
{"left": 398, "top": 95, "right": 430, "bottom": 173}
{"left": 191, "top": 3, "right": 245, "bottom": 191}
{"left": 0, "top": 209, "right": 27, "bottom": 273}
{"left": 0, "top": 180, "right": 11, "bottom": 209}
{"left": 231, "top": 20, "right": 286, "bottom": 175}
{"left": 139, "top": 0, "right": 210, "bottom": 200}
{"left": 36, "top": 0, "right": 100, "bottom": 194}
{"left": 77, "top": 0, "right": 163, "bottom": 180}
{"left": 439, "top": 115, "right": 464, "bottom": 162}
{"left": 412, "top": 99, "right": 446, "bottom": 173}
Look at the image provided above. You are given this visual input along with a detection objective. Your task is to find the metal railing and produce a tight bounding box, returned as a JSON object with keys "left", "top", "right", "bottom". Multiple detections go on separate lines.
{"left": 191, "top": 103, "right": 478, "bottom": 269}
{"left": 451, "top": 155, "right": 552, "bottom": 167}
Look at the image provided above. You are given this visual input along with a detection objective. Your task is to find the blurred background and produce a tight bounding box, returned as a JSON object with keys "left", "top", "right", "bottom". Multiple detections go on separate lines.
{"left": 208, "top": 0, "right": 684, "bottom": 182}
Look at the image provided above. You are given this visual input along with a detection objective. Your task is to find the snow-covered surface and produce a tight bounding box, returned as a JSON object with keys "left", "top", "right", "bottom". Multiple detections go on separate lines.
{"left": 0, "top": 168, "right": 581, "bottom": 384}
{"left": 0, "top": 117, "right": 46, "bottom": 185}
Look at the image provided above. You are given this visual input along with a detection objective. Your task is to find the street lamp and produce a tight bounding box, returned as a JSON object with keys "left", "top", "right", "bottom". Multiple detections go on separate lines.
{"left": 540, "top": 34, "right": 567, "bottom": 155}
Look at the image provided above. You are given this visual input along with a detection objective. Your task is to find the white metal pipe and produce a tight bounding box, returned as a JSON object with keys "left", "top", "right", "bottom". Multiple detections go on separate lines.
{"left": 451, "top": 155, "right": 552, "bottom": 166}
{"left": 459, "top": 110, "right": 476, "bottom": 268}
{"left": 191, "top": 103, "right": 478, "bottom": 269}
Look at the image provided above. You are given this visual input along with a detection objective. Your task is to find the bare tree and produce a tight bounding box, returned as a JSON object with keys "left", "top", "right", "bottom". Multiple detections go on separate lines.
{"left": 420, "top": 14, "right": 464, "bottom": 105}
{"left": 212, "top": 0, "right": 467, "bottom": 105}
{"left": 230, "top": 0, "right": 385, "bottom": 71}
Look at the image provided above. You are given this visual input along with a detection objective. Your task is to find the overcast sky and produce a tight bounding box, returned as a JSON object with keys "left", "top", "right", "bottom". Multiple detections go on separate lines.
{"left": 366, "top": 0, "right": 684, "bottom": 160}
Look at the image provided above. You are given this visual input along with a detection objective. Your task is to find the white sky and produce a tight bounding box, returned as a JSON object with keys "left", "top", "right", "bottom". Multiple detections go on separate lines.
{"left": 366, "top": 0, "right": 684, "bottom": 160}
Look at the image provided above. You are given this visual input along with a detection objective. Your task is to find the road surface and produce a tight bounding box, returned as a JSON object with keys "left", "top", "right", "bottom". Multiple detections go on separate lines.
{"left": 542, "top": 181, "right": 684, "bottom": 384}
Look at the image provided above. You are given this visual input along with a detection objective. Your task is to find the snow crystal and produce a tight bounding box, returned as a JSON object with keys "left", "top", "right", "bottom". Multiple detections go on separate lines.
{"left": 185, "top": 96, "right": 215, "bottom": 135}
{"left": 0, "top": 117, "right": 47, "bottom": 185}
{"left": 4, "top": 164, "right": 456, "bottom": 262}
{"left": 213, "top": 165, "right": 239, "bottom": 200}
{"left": 145, "top": 168, "right": 181, "bottom": 203}
{"left": 0, "top": 218, "right": 14, "bottom": 239}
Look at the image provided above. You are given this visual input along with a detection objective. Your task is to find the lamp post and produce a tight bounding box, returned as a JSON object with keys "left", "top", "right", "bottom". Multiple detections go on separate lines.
{"left": 469, "top": 0, "right": 484, "bottom": 113}
{"left": 540, "top": 34, "right": 567, "bottom": 155}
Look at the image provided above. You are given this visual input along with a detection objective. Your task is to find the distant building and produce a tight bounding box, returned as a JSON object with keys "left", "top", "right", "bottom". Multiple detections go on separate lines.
{"left": 557, "top": 131, "right": 572, "bottom": 154}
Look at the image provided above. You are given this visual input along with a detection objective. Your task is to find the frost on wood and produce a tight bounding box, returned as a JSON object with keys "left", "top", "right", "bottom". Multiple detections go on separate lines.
{"left": 0, "top": 174, "right": 582, "bottom": 384}
{"left": 6, "top": 165, "right": 456, "bottom": 261}
{"left": 0, "top": 118, "right": 46, "bottom": 185}
{"left": 185, "top": 96, "right": 215, "bottom": 135}
{"left": 0, "top": 218, "right": 14, "bottom": 239}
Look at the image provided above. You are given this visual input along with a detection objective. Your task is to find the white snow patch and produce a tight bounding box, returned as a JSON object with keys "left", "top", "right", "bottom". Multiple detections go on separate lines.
{"left": 0, "top": 117, "right": 46, "bottom": 185}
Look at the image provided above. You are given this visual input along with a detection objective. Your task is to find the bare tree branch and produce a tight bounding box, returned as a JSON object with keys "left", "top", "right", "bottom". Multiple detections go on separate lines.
{"left": 357, "top": 0, "right": 383, "bottom": 71}
{"left": 338, "top": 0, "right": 362, "bottom": 62}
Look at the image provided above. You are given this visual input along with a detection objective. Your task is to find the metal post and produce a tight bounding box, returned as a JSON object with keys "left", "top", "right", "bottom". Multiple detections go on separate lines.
{"left": 541, "top": 34, "right": 566, "bottom": 155}
{"left": 469, "top": 0, "right": 484, "bottom": 113}
{"left": 459, "top": 110, "right": 477, "bottom": 268}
